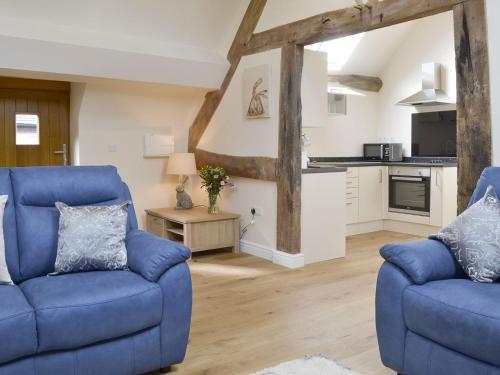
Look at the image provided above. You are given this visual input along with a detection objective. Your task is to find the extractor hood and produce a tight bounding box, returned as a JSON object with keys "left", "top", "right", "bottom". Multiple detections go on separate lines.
{"left": 397, "top": 63, "right": 454, "bottom": 106}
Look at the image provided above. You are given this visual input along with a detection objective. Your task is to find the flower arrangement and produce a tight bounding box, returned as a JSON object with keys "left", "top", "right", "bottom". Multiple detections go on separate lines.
{"left": 199, "top": 165, "right": 233, "bottom": 213}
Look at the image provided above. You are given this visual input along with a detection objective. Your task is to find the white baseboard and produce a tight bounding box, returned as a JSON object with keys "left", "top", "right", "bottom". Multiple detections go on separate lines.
{"left": 240, "top": 240, "right": 273, "bottom": 261}
{"left": 272, "top": 250, "right": 305, "bottom": 269}
{"left": 240, "top": 240, "right": 305, "bottom": 269}
{"left": 383, "top": 220, "right": 440, "bottom": 237}
{"left": 346, "top": 221, "right": 383, "bottom": 236}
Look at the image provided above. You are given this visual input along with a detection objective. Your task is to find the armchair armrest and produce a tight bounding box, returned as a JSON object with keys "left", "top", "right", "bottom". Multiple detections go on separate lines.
{"left": 126, "top": 229, "right": 191, "bottom": 282}
{"left": 380, "top": 239, "right": 464, "bottom": 285}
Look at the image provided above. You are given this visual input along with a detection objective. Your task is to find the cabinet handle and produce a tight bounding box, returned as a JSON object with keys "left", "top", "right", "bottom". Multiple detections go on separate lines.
{"left": 379, "top": 169, "right": 383, "bottom": 183}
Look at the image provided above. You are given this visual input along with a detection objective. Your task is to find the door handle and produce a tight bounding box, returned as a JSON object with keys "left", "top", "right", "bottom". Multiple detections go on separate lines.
{"left": 53, "top": 144, "right": 68, "bottom": 166}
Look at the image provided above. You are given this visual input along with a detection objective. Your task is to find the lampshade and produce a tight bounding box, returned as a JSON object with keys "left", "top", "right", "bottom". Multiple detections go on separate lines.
{"left": 166, "top": 153, "right": 197, "bottom": 176}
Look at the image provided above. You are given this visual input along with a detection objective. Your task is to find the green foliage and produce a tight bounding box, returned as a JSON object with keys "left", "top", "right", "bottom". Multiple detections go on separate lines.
{"left": 199, "top": 165, "right": 232, "bottom": 196}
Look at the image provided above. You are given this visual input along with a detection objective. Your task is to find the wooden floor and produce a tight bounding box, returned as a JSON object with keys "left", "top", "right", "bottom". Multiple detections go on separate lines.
{"left": 173, "top": 231, "right": 420, "bottom": 375}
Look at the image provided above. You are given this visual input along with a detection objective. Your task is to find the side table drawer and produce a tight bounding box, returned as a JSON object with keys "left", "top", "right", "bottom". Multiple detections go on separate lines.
{"left": 186, "top": 219, "right": 236, "bottom": 252}
{"left": 146, "top": 215, "right": 165, "bottom": 237}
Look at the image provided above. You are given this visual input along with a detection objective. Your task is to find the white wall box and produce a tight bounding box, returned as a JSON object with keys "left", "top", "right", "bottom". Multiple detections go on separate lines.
{"left": 143, "top": 134, "right": 175, "bottom": 158}
{"left": 301, "top": 50, "right": 328, "bottom": 128}
{"left": 302, "top": 171, "right": 346, "bottom": 264}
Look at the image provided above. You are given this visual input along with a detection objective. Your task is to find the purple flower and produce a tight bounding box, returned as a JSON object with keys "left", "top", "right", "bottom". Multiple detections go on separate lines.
{"left": 220, "top": 181, "right": 225, "bottom": 186}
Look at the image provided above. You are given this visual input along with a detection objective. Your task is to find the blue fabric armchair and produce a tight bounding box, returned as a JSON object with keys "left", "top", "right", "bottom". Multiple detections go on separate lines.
{"left": 0, "top": 166, "right": 192, "bottom": 375}
{"left": 376, "top": 167, "right": 500, "bottom": 375}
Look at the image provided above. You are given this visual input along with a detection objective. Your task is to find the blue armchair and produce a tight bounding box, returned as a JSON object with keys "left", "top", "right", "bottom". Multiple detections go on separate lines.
{"left": 376, "top": 167, "right": 500, "bottom": 375}
{"left": 0, "top": 166, "right": 192, "bottom": 375}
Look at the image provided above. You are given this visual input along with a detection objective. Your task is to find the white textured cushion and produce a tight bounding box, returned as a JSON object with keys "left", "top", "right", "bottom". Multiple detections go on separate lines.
{"left": 53, "top": 201, "right": 129, "bottom": 274}
{"left": 0, "top": 195, "right": 13, "bottom": 284}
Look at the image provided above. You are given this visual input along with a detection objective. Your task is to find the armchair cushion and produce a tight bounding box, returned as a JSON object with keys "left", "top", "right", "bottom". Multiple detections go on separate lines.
{"left": 0, "top": 285, "right": 37, "bottom": 364}
{"left": 380, "top": 239, "right": 464, "bottom": 285}
{"left": 126, "top": 230, "right": 191, "bottom": 282}
{"left": 404, "top": 279, "right": 500, "bottom": 367}
{"left": 21, "top": 270, "right": 162, "bottom": 352}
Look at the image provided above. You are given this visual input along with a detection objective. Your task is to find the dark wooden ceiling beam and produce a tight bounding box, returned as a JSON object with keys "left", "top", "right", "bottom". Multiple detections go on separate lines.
{"left": 194, "top": 148, "right": 277, "bottom": 182}
{"left": 329, "top": 74, "right": 383, "bottom": 92}
{"left": 244, "top": 0, "right": 467, "bottom": 55}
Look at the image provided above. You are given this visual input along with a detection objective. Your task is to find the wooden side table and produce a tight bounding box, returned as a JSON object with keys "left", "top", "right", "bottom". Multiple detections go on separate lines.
{"left": 145, "top": 207, "right": 240, "bottom": 253}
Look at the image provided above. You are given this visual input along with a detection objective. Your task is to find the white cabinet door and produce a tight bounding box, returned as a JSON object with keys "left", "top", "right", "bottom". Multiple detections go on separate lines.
{"left": 301, "top": 50, "right": 328, "bottom": 128}
{"left": 430, "top": 167, "right": 443, "bottom": 227}
{"left": 359, "top": 166, "right": 384, "bottom": 222}
{"left": 430, "top": 167, "right": 458, "bottom": 228}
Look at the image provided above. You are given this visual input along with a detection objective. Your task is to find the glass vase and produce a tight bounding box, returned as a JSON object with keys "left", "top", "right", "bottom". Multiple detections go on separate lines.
{"left": 208, "top": 193, "right": 218, "bottom": 214}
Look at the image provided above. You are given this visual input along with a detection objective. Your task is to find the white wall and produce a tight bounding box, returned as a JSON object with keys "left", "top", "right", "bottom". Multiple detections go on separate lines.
{"left": 72, "top": 81, "right": 205, "bottom": 227}
{"left": 486, "top": 0, "right": 500, "bottom": 165}
{"left": 255, "top": 0, "right": 353, "bottom": 32}
{"left": 196, "top": 49, "right": 281, "bottom": 249}
{"left": 376, "top": 12, "right": 456, "bottom": 157}
{"left": 305, "top": 92, "right": 379, "bottom": 157}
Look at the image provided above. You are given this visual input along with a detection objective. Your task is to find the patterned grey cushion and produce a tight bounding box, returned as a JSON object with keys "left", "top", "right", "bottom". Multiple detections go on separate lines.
{"left": 0, "top": 195, "right": 13, "bottom": 284}
{"left": 54, "top": 201, "right": 130, "bottom": 274}
{"left": 431, "top": 185, "right": 500, "bottom": 282}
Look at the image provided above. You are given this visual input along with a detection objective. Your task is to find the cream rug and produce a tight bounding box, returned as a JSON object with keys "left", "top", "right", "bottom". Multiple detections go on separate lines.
{"left": 250, "top": 355, "right": 363, "bottom": 375}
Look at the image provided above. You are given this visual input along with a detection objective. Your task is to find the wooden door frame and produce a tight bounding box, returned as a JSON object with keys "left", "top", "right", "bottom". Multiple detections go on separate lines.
{"left": 188, "top": 0, "right": 491, "bottom": 253}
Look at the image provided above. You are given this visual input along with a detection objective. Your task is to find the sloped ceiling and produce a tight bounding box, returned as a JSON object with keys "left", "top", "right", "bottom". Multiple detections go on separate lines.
{"left": 338, "top": 19, "right": 421, "bottom": 76}
{"left": 0, "top": 0, "right": 428, "bottom": 86}
{"left": 0, "top": 0, "right": 248, "bottom": 87}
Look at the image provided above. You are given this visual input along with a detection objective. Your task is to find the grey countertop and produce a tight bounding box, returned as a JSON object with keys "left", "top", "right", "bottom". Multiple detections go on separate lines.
{"left": 307, "top": 161, "right": 457, "bottom": 168}
{"left": 302, "top": 166, "right": 348, "bottom": 174}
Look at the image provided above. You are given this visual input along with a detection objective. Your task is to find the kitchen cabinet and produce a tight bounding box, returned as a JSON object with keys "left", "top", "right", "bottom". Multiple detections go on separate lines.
{"left": 301, "top": 50, "right": 328, "bottom": 128}
{"left": 359, "top": 166, "right": 384, "bottom": 222}
{"left": 344, "top": 166, "right": 383, "bottom": 224}
{"left": 345, "top": 167, "right": 359, "bottom": 224}
{"left": 430, "top": 167, "right": 458, "bottom": 227}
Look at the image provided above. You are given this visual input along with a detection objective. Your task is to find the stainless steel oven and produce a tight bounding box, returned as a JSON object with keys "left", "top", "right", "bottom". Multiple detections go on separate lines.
{"left": 389, "top": 167, "right": 430, "bottom": 216}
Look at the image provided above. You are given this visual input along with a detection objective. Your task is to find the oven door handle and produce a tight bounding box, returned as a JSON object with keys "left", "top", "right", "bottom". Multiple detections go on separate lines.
{"left": 391, "top": 176, "right": 425, "bottom": 182}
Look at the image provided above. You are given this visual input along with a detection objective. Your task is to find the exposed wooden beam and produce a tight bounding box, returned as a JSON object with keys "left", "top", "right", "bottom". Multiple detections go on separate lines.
{"left": 194, "top": 148, "right": 277, "bottom": 182}
{"left": 453, "top": 0, "right": 491, "bottom": 213}
{"left": 227, "top": 0, "right": 267, "bottom": 64}
{"left": 277, "top": 44, "right": 304, "bottom": 254}
{"left": 244, "top": 0, "right": 467, "bottom": 56}
{"left": 329, "top": 74, "right": 383, "bottom": 92}
{"left": 188, "top": 0, "right": 267, "bottom": 153}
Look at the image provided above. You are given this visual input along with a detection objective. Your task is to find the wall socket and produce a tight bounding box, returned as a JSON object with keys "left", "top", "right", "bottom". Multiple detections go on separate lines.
{"left": 250, "top": 207, "right": 263, "bottom": 216}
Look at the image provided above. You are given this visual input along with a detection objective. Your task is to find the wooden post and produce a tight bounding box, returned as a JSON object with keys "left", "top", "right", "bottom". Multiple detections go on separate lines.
{"left": 277, "top": 44, "right": 304, "bottom": 254}
{"left": 453, "top": 0, "right": 491, "bottom": 213}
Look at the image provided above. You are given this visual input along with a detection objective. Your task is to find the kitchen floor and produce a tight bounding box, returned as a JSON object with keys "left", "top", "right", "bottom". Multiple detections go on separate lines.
{"left": 172, "top": 231, "right": 421, "bottom": 375}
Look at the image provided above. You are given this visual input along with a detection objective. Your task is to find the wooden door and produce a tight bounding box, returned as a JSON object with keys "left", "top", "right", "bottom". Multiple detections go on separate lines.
{"left": 0, "top": 77, "right": 70, "bottom": 167}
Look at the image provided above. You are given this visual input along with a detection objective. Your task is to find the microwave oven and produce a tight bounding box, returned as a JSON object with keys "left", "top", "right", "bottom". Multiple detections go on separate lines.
{"left": 363, "top": 143, "right": 403, "bottom": 161}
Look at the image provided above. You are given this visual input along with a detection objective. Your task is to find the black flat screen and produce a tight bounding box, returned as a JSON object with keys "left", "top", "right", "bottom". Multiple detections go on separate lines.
{"left": 411, "top": 110, "right": 456, "bottom": 157}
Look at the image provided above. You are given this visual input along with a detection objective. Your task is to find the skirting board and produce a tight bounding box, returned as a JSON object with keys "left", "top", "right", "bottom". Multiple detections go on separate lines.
{"left": 346, "top": 221, "right": 383, "bottom": 236}
{"left": 383, "top": 220, "right": 440, "bottom": 237}
{"left": 240, "top": 240, "right": 305, "bottom": 269}
{"left": 346, "top": 220, "right": 440, "bottom": 237}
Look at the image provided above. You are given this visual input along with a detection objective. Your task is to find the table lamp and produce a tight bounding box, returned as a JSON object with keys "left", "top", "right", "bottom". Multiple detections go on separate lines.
{"left": 166, "top": 153, "right": 197, "bottom": 210}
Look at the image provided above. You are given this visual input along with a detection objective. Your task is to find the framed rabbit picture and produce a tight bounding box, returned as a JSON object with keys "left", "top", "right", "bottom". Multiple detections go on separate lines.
{"left": 242, "top": 64, "right": 271, "bottom": 119}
